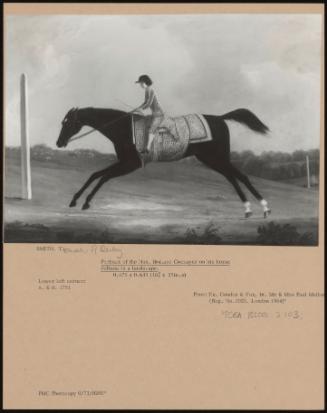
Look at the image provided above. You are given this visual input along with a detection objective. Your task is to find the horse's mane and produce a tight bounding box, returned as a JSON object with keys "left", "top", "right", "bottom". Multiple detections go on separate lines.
{"left": 83, "top": 107, "right": 127, "bottom": 116}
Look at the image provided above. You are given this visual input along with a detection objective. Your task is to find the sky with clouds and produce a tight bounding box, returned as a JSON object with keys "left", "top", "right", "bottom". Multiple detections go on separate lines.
{"left": 5, "top": 13, "right": 322, "bottom": 154}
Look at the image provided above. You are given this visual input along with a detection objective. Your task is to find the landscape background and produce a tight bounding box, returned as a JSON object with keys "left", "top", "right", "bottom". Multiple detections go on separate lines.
{"left": 4, "top": 145, "right": 319, "bottom": 245}
{"left": 4, "top": 13, "right": 322, "bottom": 245}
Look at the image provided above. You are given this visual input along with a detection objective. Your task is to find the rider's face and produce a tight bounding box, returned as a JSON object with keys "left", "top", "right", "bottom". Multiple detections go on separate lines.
{"left": 140, "top": 82, "right": 147, "bottom": 89}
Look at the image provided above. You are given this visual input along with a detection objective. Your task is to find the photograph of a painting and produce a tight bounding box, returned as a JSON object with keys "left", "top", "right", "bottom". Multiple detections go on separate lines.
{"left": 4, "top": 12, "right": 322, "bottom": 245}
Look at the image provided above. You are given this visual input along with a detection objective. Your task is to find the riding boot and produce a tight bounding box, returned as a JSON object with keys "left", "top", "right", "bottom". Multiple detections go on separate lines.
{"left": 147, "top": 133, "right": 155, "bottom": 152}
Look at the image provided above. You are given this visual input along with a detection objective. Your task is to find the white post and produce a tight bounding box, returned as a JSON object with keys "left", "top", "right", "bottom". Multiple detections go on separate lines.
{"left": 306, "top": 155, "right": 311, "bottom": 189}
{"left": 20, "top": 73, "right": 32, "bottom": 199}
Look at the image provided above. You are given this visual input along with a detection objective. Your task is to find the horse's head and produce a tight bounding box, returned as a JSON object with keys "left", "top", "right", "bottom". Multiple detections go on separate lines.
{"left": 56, "top": 108, "right": 83, "bottom": 148}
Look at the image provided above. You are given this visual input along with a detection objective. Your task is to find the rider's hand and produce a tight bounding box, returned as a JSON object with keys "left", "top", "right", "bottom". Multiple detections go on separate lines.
{"left": 134, "top": 108, "right": 145, "bottom": 115}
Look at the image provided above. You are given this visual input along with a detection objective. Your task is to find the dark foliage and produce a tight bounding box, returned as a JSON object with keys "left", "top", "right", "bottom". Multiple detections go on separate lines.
{"left": 182, "top": 222, "right": 222, "bottom": 244}
{"left": 256, "top": 221, "right": 315, "bottom": 245}
{"left": 6, "top": 145, "right": 320, "bottom": 185}
{"left": 230, "top": 149, "right": 319, "bottom": 184}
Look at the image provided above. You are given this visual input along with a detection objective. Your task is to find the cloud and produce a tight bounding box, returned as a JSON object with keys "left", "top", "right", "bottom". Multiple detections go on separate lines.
{"left": 5, "top": 13, "right": 322, "bottom": 154}
{"left": 5, "top": 15, "right": 192, "bottom": 150}
{"left": 163, "top": 14, "right": 322, "bottom": 152}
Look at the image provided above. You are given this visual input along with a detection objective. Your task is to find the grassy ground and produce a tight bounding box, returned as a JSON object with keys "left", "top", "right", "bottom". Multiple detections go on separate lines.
{"left": 4, "top": 156, "right": 319, "bottom": 244}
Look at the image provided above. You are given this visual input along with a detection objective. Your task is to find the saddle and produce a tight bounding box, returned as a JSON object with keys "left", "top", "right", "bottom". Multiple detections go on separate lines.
{"left": 132, "top": 113, "right": 212, "bottom": 162}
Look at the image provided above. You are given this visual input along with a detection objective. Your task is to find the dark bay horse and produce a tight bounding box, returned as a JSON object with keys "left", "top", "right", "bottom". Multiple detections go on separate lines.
{"left": 56, "top": 107, "right": 271, "bottom": 217}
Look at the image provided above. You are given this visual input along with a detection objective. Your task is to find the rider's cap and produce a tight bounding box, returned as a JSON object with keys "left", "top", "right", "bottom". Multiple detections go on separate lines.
{"left": 135, "top": 74, "right": 153, "bottom": 86}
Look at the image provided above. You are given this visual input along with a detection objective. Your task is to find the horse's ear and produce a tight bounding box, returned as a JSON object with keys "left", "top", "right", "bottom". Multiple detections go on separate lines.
{"left": 66, "top": 107, "right": 78, "bottom": 118}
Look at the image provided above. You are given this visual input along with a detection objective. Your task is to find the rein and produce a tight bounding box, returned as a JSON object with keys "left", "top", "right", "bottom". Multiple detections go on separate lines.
{"left": 68, "top": 108, "right": 139, "bottom": 143}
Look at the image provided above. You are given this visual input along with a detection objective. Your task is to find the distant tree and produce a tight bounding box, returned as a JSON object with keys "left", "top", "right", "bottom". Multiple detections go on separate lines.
{"left": 241, "top": 150, "right": 255, "bottom": 160}
{"left": 31, "top": 144, "right": 54, "bottom": 160}
{"left": 244, "top": 158, "right": 264, "bottom": 176}
{"left": 308, "top": 149, "right": 320, "bottom": 160}
{"left": 6, "top": 146, "right": 20, "bottom": 157}
{"left": 310, "top": 160, "right": 319, "bottom": 175}
{"left": 261, "top": 151, "right": 276, "bottom": 163}
{"left": 292, "top": 150, "right": 306, "bottom": 161}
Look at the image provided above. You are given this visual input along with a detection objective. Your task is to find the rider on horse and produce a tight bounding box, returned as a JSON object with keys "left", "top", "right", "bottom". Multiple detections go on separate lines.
{"left": 134, "top": 74, "right": 165, "bottom": 154}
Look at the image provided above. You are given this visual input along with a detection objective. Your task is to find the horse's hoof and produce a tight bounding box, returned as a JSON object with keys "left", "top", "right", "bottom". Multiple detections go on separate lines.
{"left": 245, "top": 211, "right": 253, "bottom": 218}
{"left": 69, "top": 200, "right": 77, "bottom": 207}
{"left": 82, "top": 203, "right": 90, "bottom": 210}
{"left": 264, "top": 209, "right": 271, "bottom": 219}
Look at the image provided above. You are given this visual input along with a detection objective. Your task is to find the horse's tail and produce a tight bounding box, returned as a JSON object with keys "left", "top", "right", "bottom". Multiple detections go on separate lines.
{"left": 221, "top": 108, "right": 269, "bottom": 134}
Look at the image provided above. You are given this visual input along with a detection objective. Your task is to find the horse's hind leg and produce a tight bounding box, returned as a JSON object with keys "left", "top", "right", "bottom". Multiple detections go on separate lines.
{"left": 196, "top": 154, "right": 252, "bottom": 218}
{"left": 224, "top": 173, "right": 253, "bottom": 218}
{"left": 229, "top": 164, "right": 271, "bottom": 218}
{"left": 69, "top": 165, "right": 113, "bottom": 207}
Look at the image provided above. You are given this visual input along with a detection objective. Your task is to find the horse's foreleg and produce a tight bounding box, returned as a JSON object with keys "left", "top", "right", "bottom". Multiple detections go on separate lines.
{"left": 69, "top": 165, "right": 114, "bottom": 207}
{"left": 82, "top": 160, "right": 141, "bottom": 210}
